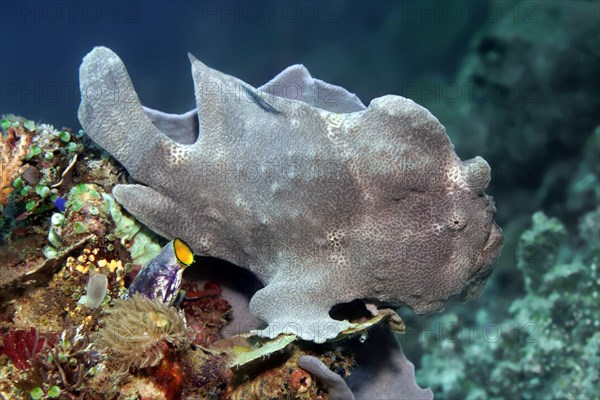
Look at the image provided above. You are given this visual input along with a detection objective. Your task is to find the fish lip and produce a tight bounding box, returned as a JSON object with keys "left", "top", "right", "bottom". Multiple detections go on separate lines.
{"left": 484, "top": 194, "right": 497, "bottom": 213}
{"left": 456, "top": 221, "right": 503, "bottom": 302}
{"left": 469, "top": 220, "right": 504, "bottom": 281}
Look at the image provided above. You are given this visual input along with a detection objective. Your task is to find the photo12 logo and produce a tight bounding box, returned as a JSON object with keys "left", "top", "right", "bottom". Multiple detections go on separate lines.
{"left": 0, "top": 1, "right": 141, "bottom": 24}
{"left": 400, "top": 321, "right": 539, "bottom": 345}
{"left": 198, "top": 1, "right": 340, "bottom": 24}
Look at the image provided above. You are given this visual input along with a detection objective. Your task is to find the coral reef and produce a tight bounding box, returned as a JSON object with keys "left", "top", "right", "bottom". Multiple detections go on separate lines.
{"left": 0, "top": 118, "right": 94, "bottom": 307}
{"left": 0, "top": 326, "right": 98, "bottom": 399}
{"left": 0, "top": 118, "right": 149, "bottom": 399}
{"left": 17, "top": 327, "right": 98, "bottom": 398}
{"left": 223, "top": 342, "right": 354, "bottom": 400}
{"left": 3, "top": 0, "right": 598, "bottom": 395}
{"left": 120, "top": 355, "right": 185, "bottom": 400}
{"left": 100, "top": 192, "right": 162, "bottom": 266}
{"left": 179, "top": 345, "right": 230, "bottom": 398}
{"left": 0, "top": 112, "right": 456, "bottom": 400}
{"left": 0, "top": 118, "right": 85, "bottom": 231}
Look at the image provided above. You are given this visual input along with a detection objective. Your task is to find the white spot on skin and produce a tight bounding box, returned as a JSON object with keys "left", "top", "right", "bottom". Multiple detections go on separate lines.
{"left": 235, "top": 195, "right": 244, "bottom": 207}
{"left": 447, "top": 165, "right": 461, "bottom": 184}
{"left": 432, "top": 223, "right": 444, "bottom": 234}
{"left": 321, "top": 111, "right": 343, "bottom": 141}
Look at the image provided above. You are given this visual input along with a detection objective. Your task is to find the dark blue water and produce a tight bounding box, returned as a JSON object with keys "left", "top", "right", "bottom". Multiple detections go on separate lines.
{"left": 1, "top": 0, "right": 485, "bottom": 129}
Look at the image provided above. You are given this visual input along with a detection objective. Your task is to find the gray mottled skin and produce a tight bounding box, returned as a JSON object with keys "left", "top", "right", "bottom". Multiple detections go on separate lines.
{"left": 298, "top": 327, "right": 435, "bottom": 400}
{"left": 298, "top": 355, "right": 356, "bottom": 400}
{"left": 79, "top": 46, "right": 503, "bottom": 343}
{"left": 346, "top": 327, "right": 433, "bottom": 400}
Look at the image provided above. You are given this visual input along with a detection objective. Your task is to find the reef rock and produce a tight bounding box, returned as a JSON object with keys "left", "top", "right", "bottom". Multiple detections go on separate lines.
{"left": 78, "top": 47, "right": 503, "bottom": 342}
{"left": 427, "top": 1, "right": 600, "bottom": 222}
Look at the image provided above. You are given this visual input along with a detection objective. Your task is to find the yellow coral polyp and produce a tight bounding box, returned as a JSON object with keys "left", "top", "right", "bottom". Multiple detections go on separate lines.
{"left": 147, "top": 311, "right": 171, "bottom": 329}
{"left": 76, "top": 264, "right": 89, "bottom": 274}
{"left": 108, "top": 259, "right": 122, "bottom": 273}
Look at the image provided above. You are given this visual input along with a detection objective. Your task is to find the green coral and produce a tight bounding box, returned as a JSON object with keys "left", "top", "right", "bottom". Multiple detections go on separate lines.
{"left": 12, "top": 326, "right": 99, "bottom": 399}
{"left": 0, "top": 118, "right": 11, "bottom": 130}
{"left": 26, "top": 145, "right": 42, "bottom": 159}
{"left": 29, "top": 387, "right": 44, "bottom": 400}
{"left": 42, "top": 184, "right": 161, "bottom": 266}
{"left": 101, "top": 193, "right": 161, "bottom": 265}
{"left": 23, "top": 120, "right": 36, "bottom": 132}
{"left": 29, "top": 385, "right": 60, "bottom": 400}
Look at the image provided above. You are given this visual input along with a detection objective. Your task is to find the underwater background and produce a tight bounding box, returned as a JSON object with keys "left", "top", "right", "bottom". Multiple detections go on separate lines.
{"left": 1, "top": 1, "right": 599, "bottom": 399}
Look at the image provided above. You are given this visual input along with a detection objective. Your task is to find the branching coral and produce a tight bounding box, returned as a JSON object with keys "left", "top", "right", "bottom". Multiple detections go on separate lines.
{"left": 0, "top": 125, "right": 32, "bottom": 206}
{"left": 94, "top": 294, "right": 191, "bottom": 373}
{"left": 0, "top": 328, "right": 49, "bottom": 370}
{"left": 11, "top": 326, "right": 98, "bottom": 399}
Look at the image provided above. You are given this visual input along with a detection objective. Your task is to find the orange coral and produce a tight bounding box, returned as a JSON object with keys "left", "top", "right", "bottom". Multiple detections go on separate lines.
{"left": 0, "top": 126, "right": 32, "bottom": 205}
{"left": 290, "top": 368, "right": 313, "bottom": 393}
